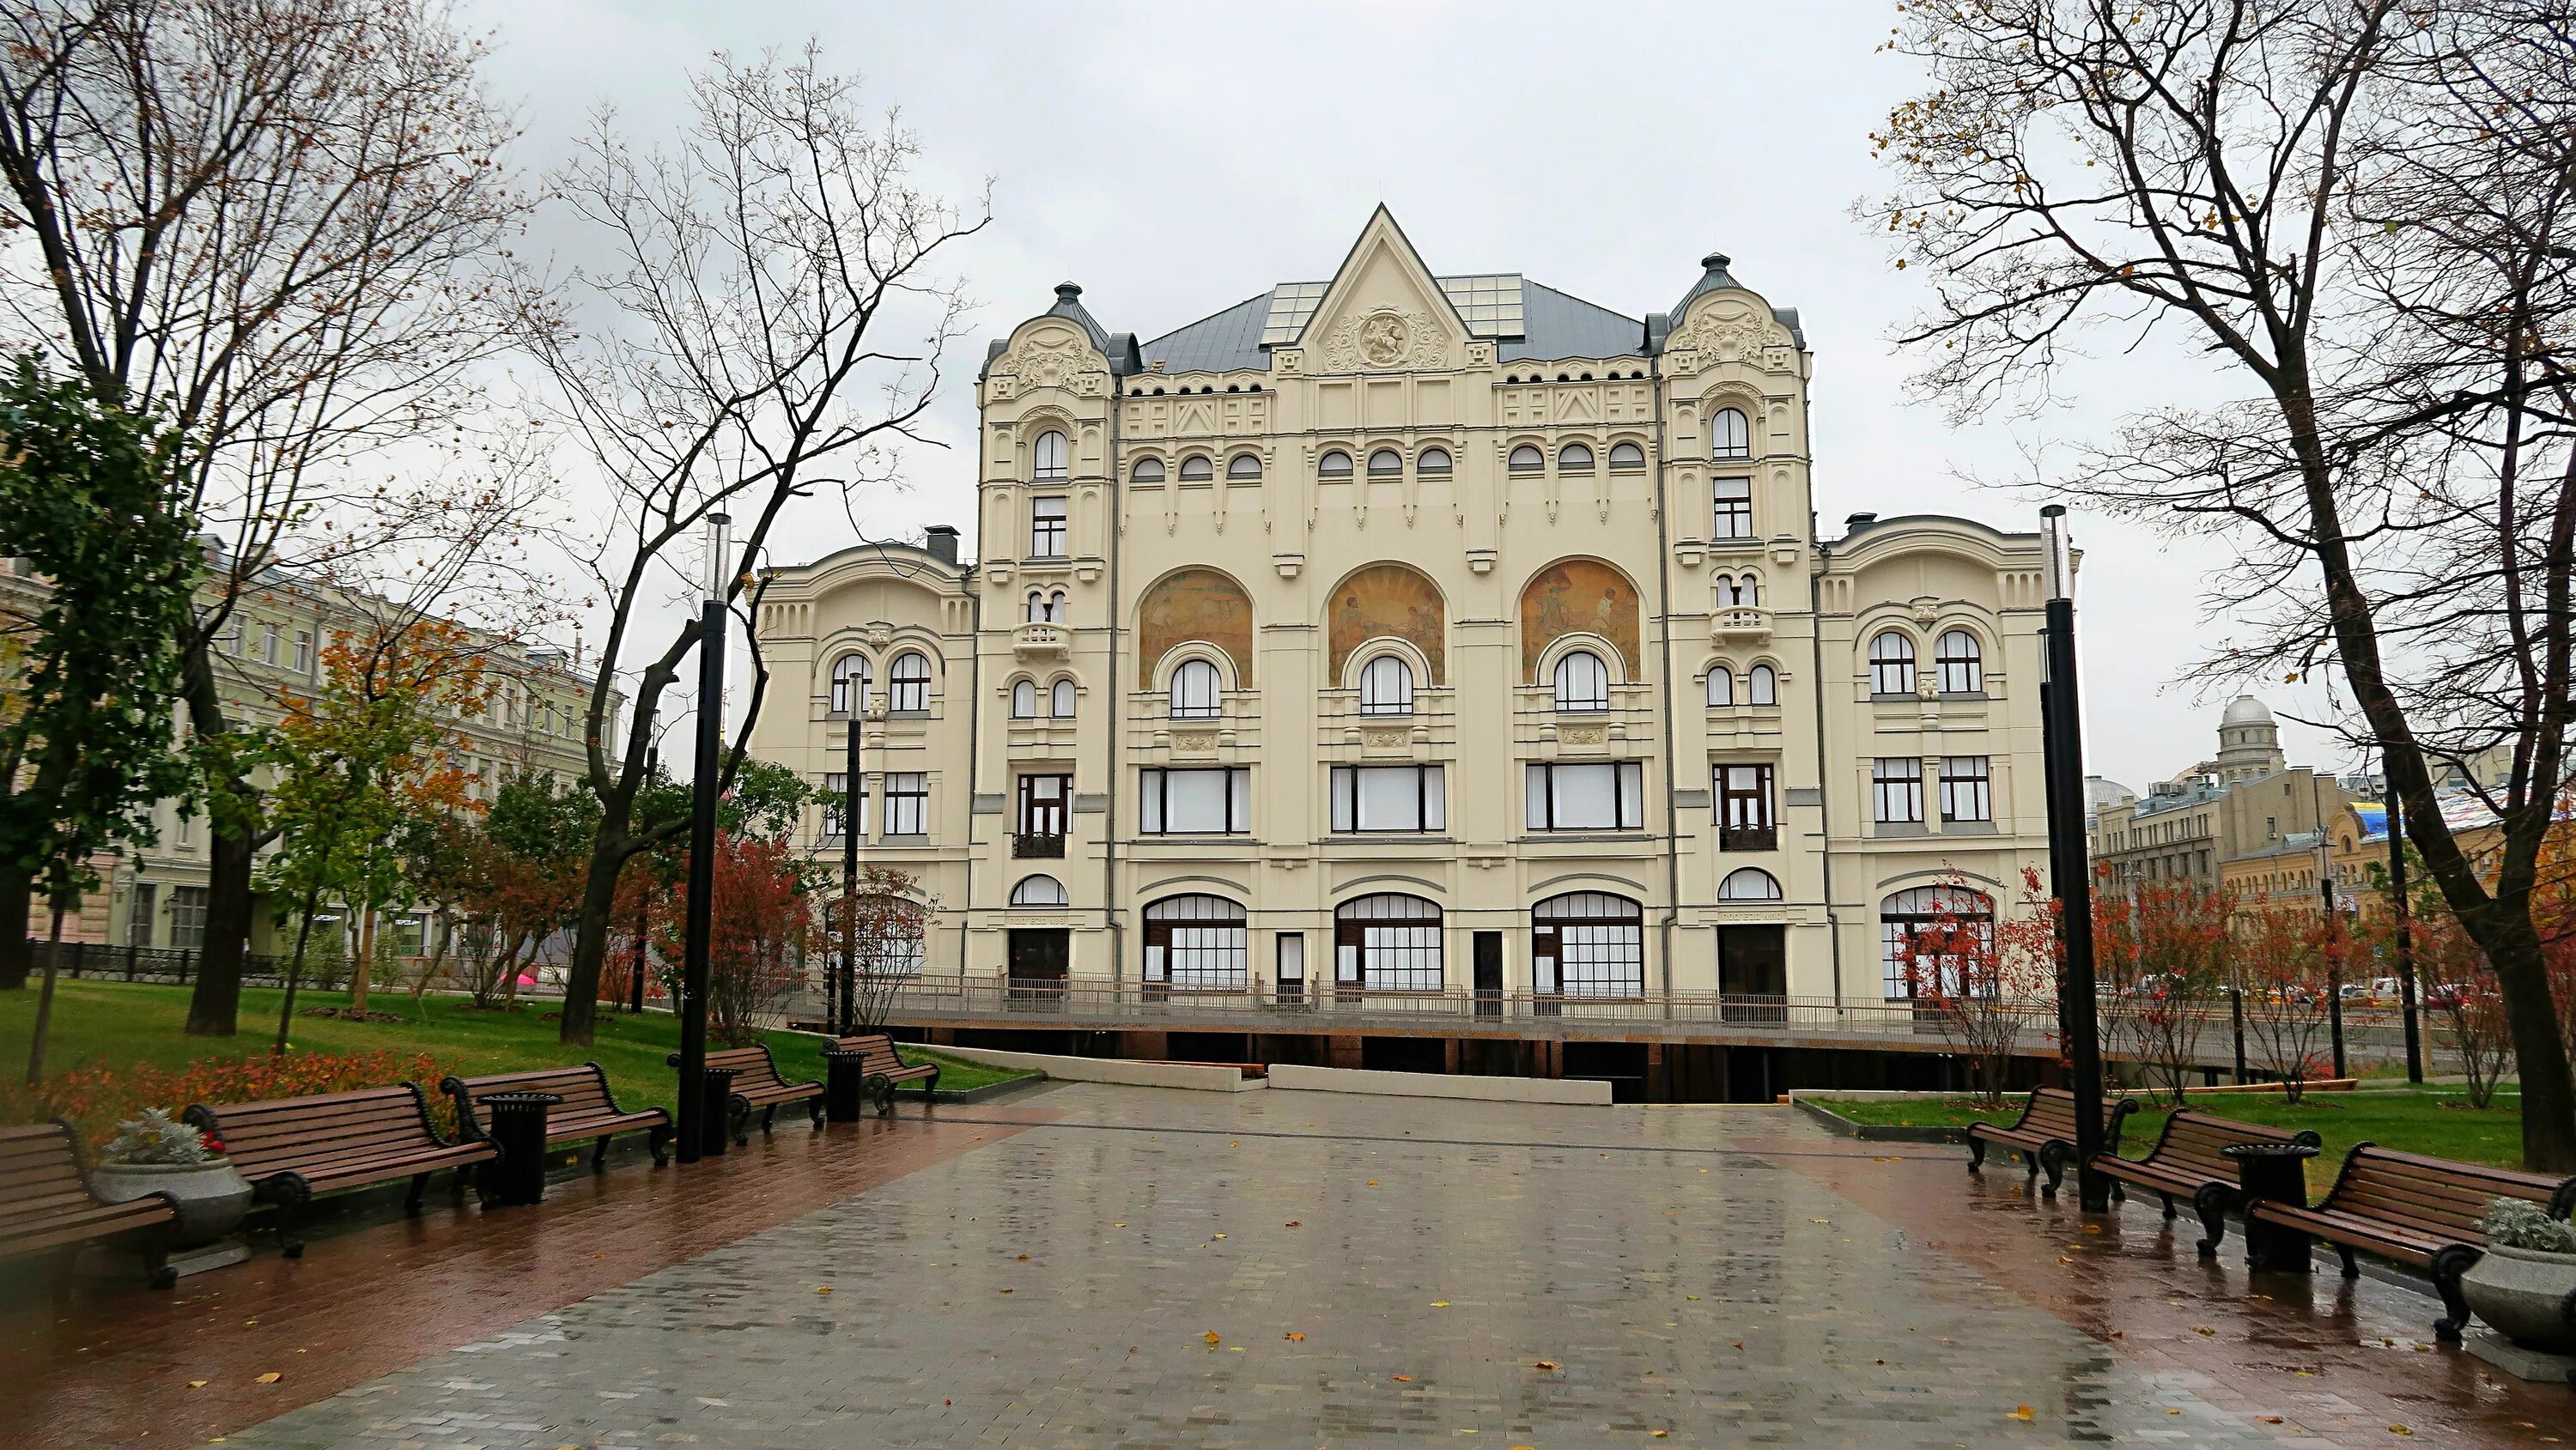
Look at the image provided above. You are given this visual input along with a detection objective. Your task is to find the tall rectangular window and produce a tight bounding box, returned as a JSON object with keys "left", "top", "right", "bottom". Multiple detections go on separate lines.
{"left": 1524, "top": 761, "right": 1645, "bottom": 831}
{"left": 1713, "top": 478, "right": 1753, "bottom": 539}
{"left": 168, "top": 886, "right": 210, "bottom": 953}
{"left": 1329, "top": 765, "right": 1447, "bottom": 833}
{"left": 127, "top": 883, "right": 157, "bottom": 947}
{"left": 258, "top": 623, "right": 281, "bottom": 665}
{"left": 1940, "top": 756, "right": 1992, "bottom": 822}
{"left": 1716, "top": 762, "right": 1776, "bottom": 850}
{"left": 1030, "top": 496, "right": 1068, "bottom": 558}
{"left": 882, "top": 773, "right": 927, "bottom": 836}
{"left": 1872, "top": 757, "right": 1924, "bottom": 824}
{"left": 290, "top": 629, "right": 313, "bottom": 673}
{"left": 822, "top": 772, "right": 868, "bottom": 838}
{"left": 1140, "top": 767, "right": 1250, "bottom": 834}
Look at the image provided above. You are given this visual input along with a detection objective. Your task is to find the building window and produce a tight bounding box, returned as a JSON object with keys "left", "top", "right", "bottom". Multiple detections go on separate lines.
{"left": 1032, "top": 429, "right": 1068, "bottom": 481}
{"left": 168, "top": 885, "right": 209, "bottom": 953}
{"left": 1935, "top": 629, "right": 1984, "bottom": 694}
{"left": 1026, "top": 590, "right": 1068, "bottom": 624}
{"left": 1747, "top": 664, "right": 1777, "bottom": 706}
{"left": 1132, "top": 457, "right": 1165, "bottom": 483}
{"left": 1011, "top": 680, "right": 1037, "bottom": 718}
{"left": 1178, "top": 454, "right": 1214, "bottom": 482}
{"left": 1330, "top": 765, "right": 1446, "bottom": 833}
{"left": 822, "top": 772, "right": 868, "bottom": 838}
{"left": 1030, "top": 496, "right": 1067, "bottom": 558}
{"left": 1017, "top": 773, "right": 1069, "bottom": 844}
{"left": 1872, "top": 756, "right": 1925, "bottom": 823}
{"left": 1525, "top": 761, "right": 1644, "bottom": 831}
{"left": 1941, "top": 756, "right": 1992, "bottom": 822}
{"left": 1508, "top": 444, "right": 1544, "bottom": 472}
{"left": 1227, "top": 453, "right": 1262, "bottom": 480}
{"left": 1608, "top": 441, "right": 1646, "bottom": 471}
{"left": 1144, "top": 894, "right": 1249, "bottom": 991}
{"left": 830, "top": 654, "right": 870, "bottom": 716}
{"left": 1318, "top": 449, "right": 1353, "bottom": 477}
{"left": 1051, "top": 678, "right": 1077, "bottom": 718}
{"left": 1707, "top": 666, "right": 1735, "bottom": 707}
{"left": 1720, "top": 868, "right": 1783, "bottom": 901}
{"left": 880, "top": 773, "right": 927, "bottom": 837}
{"left": 1367, "top": 447, "right": 1402, "bottom": 476}
{"left": 1334, "top": 893, "right": 1443, "bottom": 992}
{"left": 1716, "top": 573, "right": 1759, "bottom": 607}
{"left": 1009, "top": 874, "right": 1067, "bottom": 907}
{"left": 259, "top": 623, "right": 281, "bottom": 664}
{"left": 290, "top": 629, "right": 313, "bottom": 673}
{"left": 1711, "top": 407, "right": 1751, "bottom": 460}
{"left": 1140, "top": 767, "right": 1250, "bottom": 834}
{"left": 1358, "top": 655, "right": 1413, "bottom": 715}
{"left": 1557, "top": 441, "right": 1595, "bottom": 472}
{"left": 1716, "top": 763, "right": 1775, "bottom": 850}
{"left": 887, "top": 652, "right": 931, "bottom": 714}
{"left": 1552, "top": 650, "right": 1609, "bottom": 713}
{"left": 1417, "top": 446, "right": 1452, "bottom": 475}
{"left": 1713, "top": 478, "right": 1753, "bottom": 538}
{"left": 1532, "top": 891, "right": 1643, "bottom": 999}
{"left": 1869, "top": 632, "right": 1917, "bottom": 696}
{"left": 1881, "top": 885, "right": 1994, "bottom": 998}
{"left": 1170, "top": 658, "right": 1222, "bottom": 719}
{"left": 127, "top": 883, "right": 157, "bottom": 948}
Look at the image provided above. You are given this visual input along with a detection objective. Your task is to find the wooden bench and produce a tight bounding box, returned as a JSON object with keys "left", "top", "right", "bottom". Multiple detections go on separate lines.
{"left": 2093, "top": 1109, "right": 2321, "bottom": 1256}
{"left": 828, "top": 1033, "right": 941, "bottom": 1115}
{"left": 1, "top": 1119, "right": 181, "bottom": 1287}
{"left": 442, "top": 1064, "right": 673, "bottom": 1171}
{"left": 1965, "top": 1087, "right": 2138, "bottom": 1198}
{"left": 185, "top": 1084, "right": 494, "bottom": 1257}
{"left": 2246, "top": 1143, "right": 2576, "bottom": 1339}
{"left": 666, "top": 1045, "right": 823, "bottom": 1145}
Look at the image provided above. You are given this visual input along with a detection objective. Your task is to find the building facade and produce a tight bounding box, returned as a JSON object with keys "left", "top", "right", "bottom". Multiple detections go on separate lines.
{"left": 750, "top": 211, "right": 2059, "bottom": 1061}
{"left": 2088, "top": 695, "right": 2348, "bottom": 893}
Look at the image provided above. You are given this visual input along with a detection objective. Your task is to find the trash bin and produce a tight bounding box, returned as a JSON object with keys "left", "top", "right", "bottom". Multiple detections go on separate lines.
{"left": 481, "top": 1091, "right": 562, "bottom": 1206}
{"left": 698, "top": 1066, "right": 739, "bottom": 1158}
{"left": 823, "top": 1050, "right": 869, "bottom": 1122}
{"left": 2225, "top": 1142, "right": 2321, "bottom": 1273}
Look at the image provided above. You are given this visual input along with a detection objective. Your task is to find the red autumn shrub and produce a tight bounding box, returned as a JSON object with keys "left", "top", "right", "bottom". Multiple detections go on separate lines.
{"left": 0, "top": 1048, "right": 461, "bottom": 1149}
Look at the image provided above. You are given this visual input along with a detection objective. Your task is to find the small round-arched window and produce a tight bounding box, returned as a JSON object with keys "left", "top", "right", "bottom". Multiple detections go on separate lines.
{"left": 1170, "top": 658, "right": 1222, "bottom": 719}
{"left": 1179, "top": 454, "right": 1214, "bottom": 482}
{"left": 887, "top": 651, "right": 931, "bottom": 713}
{"left": 1319, "top": 449, "right": 1354, "bottom": 477}
{"left": 1051, "top": 678, "right": 1077, "bottom": 718}
{"left": 1508, "top": 445, "right": 1544, "bottom": 472}
{"left": 1131, "top": 457, "right": 1166, "bottom": 483}
{"left": 1936, "top": 629, "right": 1984, "bottom": 694}
{"left": 1553, "top": 650, "right": 1609, "bottom": 713}
{"left": 1032, "top": 429, "right": 1068, "bottom": 481}
{"left": 1747, "top": 663, "right": 1777, "bottom": 706}
{"left": 1416, "top": 446, "right": 1452, "bottom": 475}
{"left": 1558, "top": 442, "right": 1595, "bottom": 472}
{"left": 1227, "top": 453, "right": 1262, "bottom": 480}
{"left": 1608, "top": 441, "right": 1646, "bottom": 471}
{"left": 1706, "top": 665, "right": 1735, "bottom": 707}
{"left": 1358, "top": 654, "right": 1414, "bottom": 716}
{"left": 1367, "top": 448, "right": 1403, "bottom": 476}
{"left": 1011, "top": 679, "right": 1037, "bottom": 718}
{"left": 1711, "top": 408, "right": 1751, "bottom": 461}
{"left": 830, "top": 654, "right": 870, "bottom": 715}
{"left": 1869, "top": 632, "right": 1917, "bottom": 696}
{"left": 1010, "top": 874, "right": 1068, "bottom": 907}
{"left": 1720, "top": 868, "right": 1783, "bottom": 900}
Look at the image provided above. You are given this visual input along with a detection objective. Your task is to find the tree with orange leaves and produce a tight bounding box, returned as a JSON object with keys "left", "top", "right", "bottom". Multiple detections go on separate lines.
{"left": 1896, "top": 867, "right": 2061, "bottom": 1107}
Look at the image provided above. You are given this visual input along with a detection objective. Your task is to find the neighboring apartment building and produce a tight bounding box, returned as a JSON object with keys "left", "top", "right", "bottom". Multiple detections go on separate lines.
{"left": 2088, "top": 695, "right": 2348, "bottom": 892}
{"left": 748, "top": 210, "right": 2059, "bottom": 1085}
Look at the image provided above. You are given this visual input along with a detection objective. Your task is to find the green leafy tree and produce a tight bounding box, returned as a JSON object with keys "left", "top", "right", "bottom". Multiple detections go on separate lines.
{"left": 0, "top": 356, "right": 197, "bottom": 1082}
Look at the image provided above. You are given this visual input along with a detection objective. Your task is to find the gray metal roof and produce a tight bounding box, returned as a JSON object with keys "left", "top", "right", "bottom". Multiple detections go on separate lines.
{"left": 1501, "top": 281, "right": 1645, "bottom": 361}
{"left": 1141, "top": 292, "right": 1273, "bottom": 376}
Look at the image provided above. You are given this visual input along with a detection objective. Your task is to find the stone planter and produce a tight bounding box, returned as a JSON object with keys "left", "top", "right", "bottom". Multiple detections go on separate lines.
{"left": 2461, "top": 1244, "right": 2576, "bottom": 1354}
{"left": 89, "top": 1158, "right": 253, "bottom": 1250}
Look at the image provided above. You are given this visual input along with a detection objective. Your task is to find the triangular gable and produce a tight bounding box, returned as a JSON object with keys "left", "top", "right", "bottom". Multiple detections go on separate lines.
{"left": 1293, "top": 205, "right": 1472, "bottom": 373}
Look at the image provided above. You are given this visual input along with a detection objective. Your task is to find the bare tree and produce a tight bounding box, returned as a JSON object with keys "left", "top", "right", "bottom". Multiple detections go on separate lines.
{"left": 1867, "top": 0, "right": 2576, "bottom": 1169}
{"left": 0, "top": 0, "right": 528, "bottom": 1030}
{"left": 513, "top": 45, "right": 985, "bottom": 1047}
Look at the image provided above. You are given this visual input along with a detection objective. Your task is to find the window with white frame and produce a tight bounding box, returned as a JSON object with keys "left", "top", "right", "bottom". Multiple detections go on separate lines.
{"left": 1144, "top": 895, "right": 1249, "bottom": 990}
{"left": 822, "top": 772, "right": 868, "bottom": 838}
{"left": 1032, "top": 429, "right": 1068, "bottom": 481}
{"left": 1711, "top": 407, "right": 1751, "bottom": 460}
{"left": 1713, "top": 478, "right": 1753, "bottom": 538}
{"left": 1140, "top": 767, "right": 1250, "bottom": 834}
{"left": 1935, "top": 629, "right": 1984, "bottom": 694}
{"left": 1525, "top": 761, "right": 1644, "bottom": 831}
{"left": 1319, "top": 449, "right": 1353, "bottom": 477}
{"left": 1716, "top": 573, "right": 1759, "bottom": 606}
{"left": 1719, "top": 867, "right": 1783, "bottom": 900}
{"left": 1330, "top": 765, "right": 1446, "bottom": 833}
{"left": 1869, "top": 632, "right": 1917, "bottom": 696}
{"left": 1030, "top": 496, "right": 1067, "bottom": 558}
{"left": 290, "top": 629, "right": 313, "bottom": 673}
{"left": 1010, "top": 874, "right": 1067, "bottom": 907}
{"left": 1747, "top": 663, "right": 1777, "bottom": 705}
{"left": 1707, "top": 665, "right": 1735, "bottom": 706}
{"left": 1532, "top": 891, "right": 1643, "bottom": 998}
{"left": 830, "top": 654, "right": 870, "bottom": 715}
{"left": 1552, "top": 650, "right": 1609, "bottom": 712}
{"left": 888, "top": 652, "right": 931, "bottom": 713}
{"left": 1358, "top": 654, "right": 1413, "bottom": 715}
{"left": 1169, "top": 658, "right": 1222, "bottom": 719}
{"left": 1050, "top": 678, "right": 1077, "bottom": 718}
{"left": 1941, "top": 756, "right": 1992, "bottom": 822}
{"left": 1872, "top": 756, "right": 1925, "bottom": 823}
{"left": 1334, "top": 894, "right": 1443, "bottom": 991}
{"left": 882, "top": 773, "right": 927, "bottom": 836}
{"left": 1011, "top": 680, "right": 1037, "bottom": 718}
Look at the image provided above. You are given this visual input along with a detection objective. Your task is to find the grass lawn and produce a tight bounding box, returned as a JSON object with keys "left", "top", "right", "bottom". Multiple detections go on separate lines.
{"left": 1816, "top": 1085, "right": 2533, "bottom": 1170}
{"left": 0, "top": 980, "right": 1031, "bottom": 1131}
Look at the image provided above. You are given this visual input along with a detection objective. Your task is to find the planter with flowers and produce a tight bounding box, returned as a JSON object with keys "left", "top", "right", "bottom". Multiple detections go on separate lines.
{"left": 2461, "top": 1198, "right": 2576, "bottom": 1361}
{"left": 88, "top": 1107, "right": 252, "bottom": 1249}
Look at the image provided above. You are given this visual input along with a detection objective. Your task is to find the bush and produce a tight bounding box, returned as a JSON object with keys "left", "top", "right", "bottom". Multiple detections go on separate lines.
{"left": 0, "top": 1047, "right": 459, "bottom": 1148}
{"left": 2477, "top": 1198, "right": 2576, "bottom": 1254}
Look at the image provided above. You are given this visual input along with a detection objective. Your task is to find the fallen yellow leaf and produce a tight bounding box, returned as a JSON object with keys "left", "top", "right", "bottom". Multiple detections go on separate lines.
{"left": 2193, "top": 1326, "right": 2215, "bottom": 1337}
{"left": 1204, "top": 1332, "right": 1221, "bottom": 1345}
{"left": 1367, "top": 1180, "right": 1379, "bottom": 1186}
{"left": 2259, "top": 1417, "right": 2284, "bottom": 1425}
{"left": 1534, "top": 1361, "right": 1559, "bottom": 1371}
{"left": 1393, "top": 1374, "right": 1413, "bottom": 1382}
{"left": 252, "top": 1373, "right": 280, "bottom": 1384}
{"left": 186, "top": 1380, "right": 207, "bottom": 1390}
{"left": 1686, "top": 1295, "right": 1699, "bottom": 1301}
{"left": 1212, "top": 1234, "right": 1227, "bottom": 1241}
{"left": 815, "top": 1285, "right": 833, "bottom": 1294}
{"left": 1285, "top": 1332, "right": 1306, "bottom": 1341}
{"left": 1431, "top": 1300, "right": 1449, "bottom": 1307}
{"left": 1653, "top": 1433, "right": 1669, "bottom": 1440}
{"left": 2008, "top": 1405, "right": 2035, "bottom": 1422}
{"left": 2390, "top": 1429, "right": 2412, "bottom": 1438}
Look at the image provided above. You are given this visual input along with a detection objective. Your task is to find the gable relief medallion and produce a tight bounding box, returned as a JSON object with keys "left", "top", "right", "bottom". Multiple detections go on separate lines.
{"left": 1319, "top": 307, "right": 1451, "bottom": 373}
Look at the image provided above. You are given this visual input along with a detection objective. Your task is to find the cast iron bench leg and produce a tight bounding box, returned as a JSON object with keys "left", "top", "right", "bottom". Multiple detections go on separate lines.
{"left": 2430, "top": 1245, "right": 2479, "bottom": 1342}
{"left": 592, "top": 1135, "right": 611, "bottom": 1173}
{"left": 647, "top": 1123, "right": 671, "bottom": 1167}
{"left": 1966, "top": 1138, "right": 1987, "bottom": 1174}
{"left": 2192, "top": 1185, "right": 2231, "bottom": 1259}
{"left": 267, "top": 1176, "right": 313, "bottom": 1259}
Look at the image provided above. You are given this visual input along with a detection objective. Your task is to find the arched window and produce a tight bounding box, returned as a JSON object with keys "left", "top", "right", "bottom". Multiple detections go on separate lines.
{"left": 1607, "top": 441, "right": 1646, "bottom": 471}
{"left": 1318, "top": 449, "right": 1354, "bottom": 478}
{"left": 1935, "top": 629, "right": 1984, "bottom": 694}
{"left": 1508, "top": 444, "right": 1544, "bottom": 472}
{"left": 1706, "top": 665, "right": 1735, "bottom": 707}
{"left": 1558, "top": 441, "right": 1595, "bottom": 471}
{"left": 1880, "top": 885, "right": 1995, "bottom": 999}
{"left": 1553, "top": 650, "right": 1609, "bottom": 713}
{"left": 1532, "top": 891, "right": 1643, "bottom": 999}
{"left": 1747, "top": 663, "right": 1777, "bottom": 706}
{"left": 1367, "top": 447, "right": 1403, "bottom": 476}
{"left": 1716, "top": 573, "right": 1759, "bottom": 607}
{"left": 1719, "top": 868, "right": 1783, "bottom": 901}
{"left": 1334, "top": 893, "right": 1443, "bottom": 992}
{"left": 1048, "top": 590, "right": 1068, "bottom": 622}
{"left": 1032, "top": 429, "right": 1068, "bottom": 481}
{"left": 1358, "top": 654, "right": 1413, "bottom": 716}
{"left": 830, "top": 654, "right": 869, "bottom": 715}
{"left": 1170, "top": 658, "right": 1221, "bottom": 719}
{"left": 1051, "top": 678, "right": 1077, "bottom": 718}
{"left": 887, "top": 651, "right": 931, "bottom": 713}
{"left": 1010, "top": 874, "right": 1068, "bottom": 907}
{"left": 1711, "top": 408, "right": 1751, "bottom": 460}
{"left": 1416, "top": 446, "right": 1452, "bottom": 475}
{"left": 1144, "top": 894, "right": 1248, "bottom": 991}
{"left": 1869, "top": 632, "right": 1917, "bottom": 696}
{"left": 1131, "top": 457, "right": 1166, "bottom": 483}
{"left": 1178, "top": 454, "right": 1214, "bottom": 482}
{"left": 1011, "top": 680, "right": 1037, "bottom": 719}
{"left": 1227, "top": 452, "right": 1262, "bottom": 480}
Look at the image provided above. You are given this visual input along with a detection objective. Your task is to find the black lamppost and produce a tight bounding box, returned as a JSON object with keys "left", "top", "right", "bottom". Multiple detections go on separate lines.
{"left": 839, "top": 703, "right": 862, "bottom": 1035}
{"left": 2038, "top": 505, "right": 2111, "bottom": 1211}
{"left": 675, "top": 513, "right": 729, "bottom": 1165}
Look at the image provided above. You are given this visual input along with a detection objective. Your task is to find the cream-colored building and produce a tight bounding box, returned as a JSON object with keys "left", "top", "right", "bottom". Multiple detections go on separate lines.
{"left": 750, "top": 211, "right": 2058, "bottom": 1087}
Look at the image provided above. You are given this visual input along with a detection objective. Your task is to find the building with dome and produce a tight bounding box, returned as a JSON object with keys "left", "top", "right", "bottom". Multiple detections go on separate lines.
{"left": 2086, "top": 694, "right": 2346, "bottom": 894}
{"left": 746, "top": 209, "right": 2060, "bottom": 1097}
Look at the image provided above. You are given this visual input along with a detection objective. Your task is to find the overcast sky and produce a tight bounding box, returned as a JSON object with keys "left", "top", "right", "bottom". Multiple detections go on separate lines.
{"left": 461, "top": 0, "right": 2356, "bottom": 793}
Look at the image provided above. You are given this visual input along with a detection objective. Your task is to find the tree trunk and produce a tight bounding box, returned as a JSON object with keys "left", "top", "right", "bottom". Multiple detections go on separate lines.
{"left": 0, "top": 865, "right": 29, "bottom": 991}
{"left": 181, "top": 634, "right": 252, "bottom": 1036}
{"left": 2470, "top": 901, "right": 2576, "bottom": 1171}
{"left": 559, "top": 819, "right": 641, "bottom": 1047}
{"left": 272, "top": 886, "right": 321, "bottom": 1053}
{"left": 22, "top": 903, "right": 65, "bottom": 1083}
{"left": 501, "top": 930, "right": 530, "bottom": 1011}
{"left": 348, "top": 905, "right": 376, "bottom": 1014}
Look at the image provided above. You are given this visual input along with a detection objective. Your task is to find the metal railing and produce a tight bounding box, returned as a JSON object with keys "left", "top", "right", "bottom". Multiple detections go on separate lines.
{"left": 1011, "top": 833, "right": 1066, "bottom": 858}
{"left": 15, "top": 939, "right": 303, "bottom": 987}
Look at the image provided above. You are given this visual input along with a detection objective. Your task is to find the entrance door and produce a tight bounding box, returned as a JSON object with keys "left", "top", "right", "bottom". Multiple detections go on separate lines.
{"left": 1717, "top": 925, "right": 1787, "bottom": 1023}
{"left": 1473, "top": 931, "right": 1503, "bottom": 1016}
{"left": 1007, "top": 928, "right": 1069, "bottom": 1005}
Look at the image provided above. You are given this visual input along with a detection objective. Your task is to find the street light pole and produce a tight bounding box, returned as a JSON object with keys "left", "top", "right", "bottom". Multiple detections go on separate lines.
{"left": 2038, "top": 505, "right": 2111, "bottom": 1211}
{"left": 841, "top": 707, "right": 862, "bottom": 1036}
{"left": 2314, "top": 777, "right": 2347, "bottom": 1079}
{"left": 675, "top": 513, "right": 730, "bottom": 1166}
